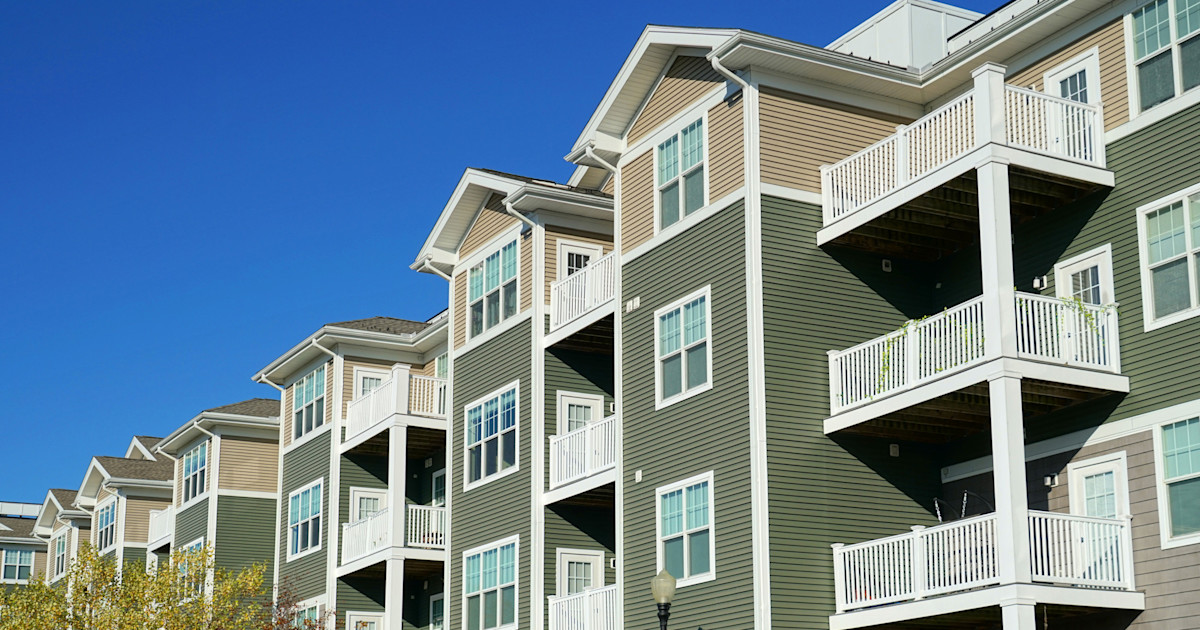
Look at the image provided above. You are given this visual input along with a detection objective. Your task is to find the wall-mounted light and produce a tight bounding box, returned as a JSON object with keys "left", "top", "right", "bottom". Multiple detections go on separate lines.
{"left": 1033, "top": 276, "right": 1047, "bottom": 290}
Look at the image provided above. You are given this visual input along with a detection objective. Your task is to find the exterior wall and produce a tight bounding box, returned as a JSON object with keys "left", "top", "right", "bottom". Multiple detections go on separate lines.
{"left": 337, "top": 575, "right": 384, "bottom": 626}
{"left": 122, "top": 546, "right": 145, "bottom": 568}
{"left": 401, "top": 575, "right": 444, "bottom": 630}
{"left": 338, "top": 449, "right": 387, "bottom": 562}
{"left": 759, "top": 87, "right": 909, "bottom": 192}
{"left": 543, "top": 504, "right": 616, "bottom": 605}
{"left": 283, "top": 359, "right": 334, "bottom": 449}
{"left": 218, "top": 436, "right": 279, "bottom": 493}
{"left": 543, "top": 348, "right": 614, "bottom": 490}
{"left": 214, "top": 495, "right": 276, "bottom": 580}
{"left": 543, "top": 227, "right": 613, "bottom": 304}
{"left": 278, "top": 429, "right": 332, "bottom": 600}
{"left": 601, "top": 175, "right": 614, "bottom": 196}
{"left": 619, "top": 152, "right": 654, "bottom": 254}
{"left": 124, "top": 496, "right": 170, "bottom": 544}
{"left": 453, "top": 204, "right": 531, "bottom": 350}
{"left": 621, "top": 201, "right": 754, "bottom": 630}
{"left": 175, "top": 497, "right": 209, "bottom": 546}
{"left": 454, "top": 272, "right": 468, "bottom": 349}
{"left": 342, "top": 355, "right": 396, "bottom": 416}
{"left": 628, "top": 56, "right": 723, "bottom": 144}
{"left": 461, "top": 198, "right": 520, "bottom": 260}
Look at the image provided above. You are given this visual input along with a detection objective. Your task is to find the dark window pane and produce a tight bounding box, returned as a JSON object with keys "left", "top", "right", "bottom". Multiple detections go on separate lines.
{"left": 294, "top": 412, "right": 303, "bottom": 439}
{"left": 686, "top": 343, "right": 708, "bottom": 390}
{"left": 501, "top": 586, "right": 515, "bottom": 625}
{"left": 1153, "top": 257, "right": 1190, "bottom": 317}
{"left": 486, "top": 292, "right": 500, "bottom": 328}
{"left": 1183, "top": 35, "right": 1200, "bottom": 91}
{"left": 664, "top": 536, "right": 684, "bottom": 579}
{"left": 1139, "top": 50, "right": 1175, "bottom": 110}
{"left": 470, "top": 446, "right": 482, "bottom": 482}
{"left": 661, "top": 182, "right": 680, "bottom": 227}
{"left": 314, "top": 399, "right": 324, "bottom": 428}
{"left": 501, "top": 430, "right": 516, "bottom": 469}
{"left": 1169, "top": 476, "right": 1200, "bottom": 536}
{"left": 311, "top": 517, "right": 320, "bottom": 544}
{"left": 485, "top": 438, "right": 498, "bottom": 476}
{"left": 471, "top": 302, "right": 484, "bottom": 336}
{"left": 467, "top": 596, "right": 480, "bottom": 630}
{"left": 684, "top": 169, "right": 705, "bottom": 216}
{"left": 688, "top": 529, "right": 711, "bottom": 575}
{"left": 483, "top": 591, "right": 498, "bottom": 629}
{"left": 503, "top": 281, "right": 517, "bottom": 319}
{"left": 662, "top": 354, "right": 683, "bottom": 399}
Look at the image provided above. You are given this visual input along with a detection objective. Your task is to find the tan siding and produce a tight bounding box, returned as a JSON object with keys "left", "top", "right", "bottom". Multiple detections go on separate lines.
{"left": 520, "top": 231, "right": 533, "bottom": 313}
{"left": 601, "top": 175, "right": 615, "bottom": 195}
{"left": 453, "top": 272, "right": 467, "bottom": 350}
{"left": 628, "top": 56, "right": 723, "bottom": 144}
{"left": 460, "top": 198, "right": 520, "bottom": 260}
{"left": 282, "top": 386, "right": 294, "bottom": 448}
{"left": 543, "top": 228, "right": 613, "bottom": 304}
{"left": 279, "top": 359, "right": 332, "bottom": 448}
{"left": 1007, "top": 18, "right": 1129, "bottom": 131}
{"left": 32, "top": 550, "right": 45, "bottom": 580}
{"left": 124, "top": 497, "right": 169, "bottom": 544}
{"left": 708, "top": 95, "right": 745, "bottom": 201}
{"left": 218, "top": 436, "right": 279, "bottom": 493}
{"left": 620, "top": 151, "right": 655, "bottom": 253}
{"left": 760, "top": 87, "right": 910, "bottom": 192}
{"left": 412, "top": 360, "right": 437, "bottom": 377}
{"left": 341, "top": 356, "right": 396, "bottom": 416}
{"left": 176, "top": 438, "right": 212, "bottom": 506}
{"left": 51, "top": 518, "right": 68, "bottom": 535}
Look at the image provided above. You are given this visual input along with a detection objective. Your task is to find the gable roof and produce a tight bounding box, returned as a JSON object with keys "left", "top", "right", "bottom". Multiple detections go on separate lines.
{"left": 49, "top": 489, "right": 76, "bottom": 508}
{"left": 202, "top": 398, "right": 280, "bottom": 418}
{"left": 0, "top": 516, "right": 36, "bottom": 540}
{"left": 126, "top": 435, "right": 163, "bottom": 460}
{"left": 327, "top": 316, "right": 433, "bottom": 336}
{"left": 94, "top": 456, "right": 174, "bottom": 482}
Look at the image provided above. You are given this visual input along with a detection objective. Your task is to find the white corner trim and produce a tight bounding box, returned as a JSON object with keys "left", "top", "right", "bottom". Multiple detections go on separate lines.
{"left": 759, "top": 182, "right": 822, "bottom": 206}
{"left": 452, "top": 310, "right": 534, "bottom": 360}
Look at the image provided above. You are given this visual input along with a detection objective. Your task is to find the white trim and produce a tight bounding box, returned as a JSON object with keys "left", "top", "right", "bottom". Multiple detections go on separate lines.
{"left": 654, "top": 470, "right": 716, "bottom": 588}
{"left": 430, "top": 592, "right": 446, "bottom": 630}
{"left": 352, "top": 366, "right": 392, "bottom": 401}
{"left": 345, "top": 611, "right": 384, "bottom": 630}
{"left": 0, "top": 547, "right": 35, "bottom": 584}
{"left": 556, "top": 240, "right": 604, "bottom": 282}
{"left": 554, "top": 547, "right": 605, "bottom": 596}
{"left": 215, "top": 489, "right": 278, "bottom": 499}
{"left": 432, "top": 468, "right": 447, "bottom": 507}
{"left": 293, "top": 594, "right": 328, "bottom": 629}
{"left": 1122, "top": 0, "right": 1200, "bottom": 119}
{"left": 95, "top": 496, "right": 118, "bottom": 554}
{"left": 283, "top": 422, "right": 333, "bottom": 456}
{"left": 759, "top": 182, "right": 822, "bottom": 206}
{"left": 555, "top": 391, "right": 605, "bottom": 436}
{"left": 1153, "top": 415, "right": 1200, "bottom": 549}
{"left": 463, "top": 226, "right": 523, "bottom": 343}
{"left": 1135, "top": 180, "right": 1200, "bottom": 331}
{"left": 622, "top": 187, "right": 747, "bottom": 264}
{"left": 620, "top": 85, "right": 729, "bottom": 167}
{"left": 1053, "top": 243, "right": 1115, "bottom": 305}
{"left": 462, "top": 381, "right": 522, "bottom": 492}
{"left": 286, "top": 477, "right": 324, "bottom": 562}
{"left": 460, "top": 534, "right": 521, "bottom": 630}
{"left": 1106, "top": 85, "right": 1200, "bottom": 143}
{"left": 50, "top": 529, "right": 68, "bottom": 582}
{"left": 282, "top": 358, "right": 333, "bottom": 455}
{"left": 1043, "top": 47, "right": 1102, "bottom": 105}
{"left": 653, "top": 286, "right": 714, "bottom": 410}
{"left": 179, "top": 439, "right": 210, "bottom": 509}
{"left": 1066, "top": 451, "right": 1131, "bottom": 518}
{"left": 348, "top": 487, "right": 388, "bottom": 522}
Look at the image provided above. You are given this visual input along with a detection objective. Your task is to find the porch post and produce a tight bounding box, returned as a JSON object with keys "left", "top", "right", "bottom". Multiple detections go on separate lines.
{"left": 999, "top": 597, "right": 1036, "bottom": 629}
{"left": 977, "top": 158, "right": 1018, "bottom": 360}
{"left": 389, "top": 426, "right": 408, "bottom": 548}
{"left": 392, "top": 364, "right": 412, "bottom": 416}
{"left": 384, "top": 557, "right": 406, "bottom": 630}
{"left": 989, "top": 373, "right": 1031, "bottom": 585}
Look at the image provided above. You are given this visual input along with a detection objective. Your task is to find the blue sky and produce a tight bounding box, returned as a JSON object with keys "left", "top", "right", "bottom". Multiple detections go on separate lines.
{"left": 0, "top": 0, "right": 999, "bottom": 503}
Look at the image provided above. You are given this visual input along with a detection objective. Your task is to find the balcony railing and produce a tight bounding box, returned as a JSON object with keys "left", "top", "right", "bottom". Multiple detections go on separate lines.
{"left": 342, "top": 508, "right": 390, "bottom": 565}
{"left": 831, "top": 510, "right": 1134, "bottom": 613}
{"left": 549, "top": 252, "right": 617, "bottom": 331}
{"left": 345, "top": 368, "right": 448, "bottom": 441}
{"left": 148, "top": 506, "right": 173, "bottom": 546}
{"left": 828, "top": 293, "right": 1119, "bottom": 413}
{"left": 549, "top": 584, "right": 620, "bottom": 630}
{"left": 549, "top": 415, "right": 618, "bottom": 489}
{"left": 405, "top": 505, "right": 446, "bottom": 549}
{"left": 821, "top": 78, "right": 1105, "bottom": 225}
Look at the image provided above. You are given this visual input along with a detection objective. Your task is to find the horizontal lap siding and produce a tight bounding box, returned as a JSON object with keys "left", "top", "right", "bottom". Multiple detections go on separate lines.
{"left": 177, "top": 439, "right": 210, "bottom": 506}
{"left": 621, "top": 201, "right": 753, "bottom": 630}
{"left": 543, "top": 503, "right": 616, "bottom": 629}
{"left": 543, "top": 349, "right": 615, "bottom": 490}
{"left": 337, "top": 575, "right": 385, "bottom": 626}
{"left": 175, "top": 497, "right": 208, "bottom": 546}
{"left": 761, "top": 195, "right": 940, "bottom": 629}
{"left": 282, "top": 360, "right": 333, "bottom": 449}
{"left": 628, "top": 56, "right": 723, "bottom": 145}
{"left": 543, "top": 228, "right": 612, "bottom": 305}
{"left": 219, "top": 437, "right": 279, "bottom": 494}
{"left": 454, "top": 204, "right": 529, "bottom": 349}
{"left": 620, "top": 152, "right": 655, "bottom": 253}
{"left": 124, "top": 497, "right": 169, "bottom": 544}
{"left": 454, "top": 273, "right": 468, "bottom": 350}
{"left": 338, "top": 451, "right": 387, "bottom": 562}
{"left": 279, "top": 429, "right": 331, "bottom": 600}
{"left": 521, "top": 228, "right": 533, "bottom": 314}
{"left": 122, "top": 547, "right": 145, "bottom": 568}
{"left": 708, "top": 94, "right": 745, "bottom": 201}
{"left": 461, "top": 200, "right": 520, "bottom": 260}
{"left": 215, "top": 496, "right": 276, "bottom": 581}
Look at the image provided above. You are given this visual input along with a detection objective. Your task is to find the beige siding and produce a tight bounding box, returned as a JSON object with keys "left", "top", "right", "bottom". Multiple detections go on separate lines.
{"left": 412, "top": 360, "right": 437, "bottom": 377}
{"left": 600, "top": 175, "right": 615, "bottom": 195}
{"left": 1007, "top": 18, "right": 1129, "bottom": 131}
{"left": 341, "top": 355, "right": 396, "bottom": 416}
{"left": 124, "top": 497, "right": 169, "bottom": 544}
{"left": 760, "top": 87, "right": 909, "bottom": 192}
{"left": 620, "top": 151, "right": 655, "bottom": 253}
{"left": 218, "top": 436, "right": 280, "bottom": 493}
{"left": 282, "top": 385, "right": 294, "bottom": 448}
{"left": 544, "top": 228, "right": 613, "bottom": 304}
{"left": 708, "top": 95, "right": 745, "bottom": 201}
{"left": 460, "top": 197, "right": 520, "bottom": 260}
{"left": 32, "top": 550, "right": 45, "bottom": 580}
{"left": 520, "top": 230, "right": 533, "bottom": 313}
{"left": 628, "top": 56, "right": 723, "bottom": 144}
{"left": 453, "top": 272, "right": 468, "bottom": 350}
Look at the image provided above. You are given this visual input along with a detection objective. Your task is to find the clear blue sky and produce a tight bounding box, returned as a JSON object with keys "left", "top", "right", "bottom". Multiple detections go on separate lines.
{"left": 0, "top": 0, "right": 999, "bottom": 503}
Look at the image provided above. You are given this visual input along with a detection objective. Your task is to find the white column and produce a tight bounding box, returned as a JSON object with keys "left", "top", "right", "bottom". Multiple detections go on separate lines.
{"left": 1000, "top": 598, "right": 1036, "bottom": 630}
{"left": 392, "top": 364, "right": 412, "bottom": 416}
{"left": 977, "top": 158, "right": 1018, "bottom": 359}
{"left": 389, "top": 427, "right": 408, "bottom": 548}
{"left": 972, "top": 63, "right": 1007, "bottom": 147}
{"left": 385, "top": 557, "right": 405, "bottom": 630}
{"left": 989, "top": 373, "right": 1030, "bottom": 585}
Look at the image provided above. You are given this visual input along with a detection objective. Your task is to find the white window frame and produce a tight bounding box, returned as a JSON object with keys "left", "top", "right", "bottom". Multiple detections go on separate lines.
{"left": 346, "top": 611, "right": 384, "bottom": 630}
{"left": 287, "top": 479, "right": 324, "bottom": 561}
{"left": 178, "top": 536, "right": 206, "bottom": 593}
{"left": 1153, "top": 415, "right": 1200, "bottom": 549}
{"left": 556, "top": 240, "right": 603, "bottom": 281}
{"left": 654, "top": 470, "right": 716, "bottom": 588}
{"left": 654, "top": 286, "right": 714, "bottom": 410}
{"left": 432, "top": 468, "right": 447, "bottom": 507}
{"left": 1124, "top": 0, "right": 1200, "bottom": 116}
{"left": 1054, "top": 244, "right": 1115, "bottom": 305}
{"left": 292, "top": 594, "right": 326, "bottom": 629}
{"left": 0, "top": 548, "right": 33, "bottom": 584}
{"left": 1135, "top": 181, "right": 1200, "bottom": 330}
{"left": 353, "top": 366, "right": 391, "bottom": 401}
{"left": 556, "top": 391, "right": 604, "bottom": 436}
{"left": 1067, "top": 451, "right": 1131, "bottom": 518}
{"left": 1044, "top": 47, "right": 1103, "bottom": 105}
{"left": 95, "top": 497, "right": 118, "bottom": 553}
{"left": 463, "top": 381, "right": 521, "bottom": 492}
{"left": 181, "top": 440, "right": 208, "bottom": 506}
{"left": 555, "top": 547, "right": 604, "bottom": 596}
{"left": 461, "top": 535, "right": 520, "bottom": 630}
{"left": 51, "top": 531, "right": 68, "bottom": 581}
{"left": 466, "top": 234, "right": 521, "bottom": 341}
{"left": 291, "top": 363, "right": 328, "bottom": 444}
{"left": 348, "top": 487, "right": 387, "bottom": 522}
{"left": 654, "top": 116, "right": 709, "bottom": 234}
{"left": 430, "top": 593, "right": 445, "bottom": 630}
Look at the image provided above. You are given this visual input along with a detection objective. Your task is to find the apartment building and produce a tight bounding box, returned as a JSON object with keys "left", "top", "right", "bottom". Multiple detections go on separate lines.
{"left": 0, "top": 502, "right": 45, "bottom": 591}
{"left": 32, "top": 490, "right": 88, "bottom": 585}
{"left": 253, "top": 315, "right": 449, "bottom": 630}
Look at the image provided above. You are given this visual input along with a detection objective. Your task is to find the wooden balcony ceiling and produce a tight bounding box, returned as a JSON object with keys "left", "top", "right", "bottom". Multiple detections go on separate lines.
{"left": 869, "top": 602, "right": 1137, "bottom": 629}
{"left": 826, "top": 168, "right": 1107, "bottom": 262}
{"left": 558, "top": 481, "right": 614, "bottom": 508}
{"left": 554, "top": 314, "right": 614, "bottom": 353}
{"left": 347, "top": 425, "right": 444, "bottom": 458}
{"left": 843, "top": 378, "right": 1112, "bottom": 443}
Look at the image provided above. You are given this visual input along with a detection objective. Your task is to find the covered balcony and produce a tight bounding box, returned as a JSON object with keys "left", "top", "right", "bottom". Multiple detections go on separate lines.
{"left": 547, "top": 251, "right": 616, "bottom": 348}
{"left": 548, "top": 584, "right": 620, "bottom": 630}
{"left": 344, "top": 364, "right": 447, "bottom": 448}
{"left": 147, "top": 505, "right": 173, "bottom": 552}
{"left": 546, "top": 414, "right": 618, "bottom": 504}
{"left": 340, "top": 503, "right": 446, "bottom": 567}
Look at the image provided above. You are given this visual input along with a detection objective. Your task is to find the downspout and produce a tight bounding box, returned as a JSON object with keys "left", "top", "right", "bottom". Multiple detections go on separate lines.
{"left": 253, "top": 371, "right": 285, "bottom": 602}
{"left": 584, "top": 146, "right": 617, "bottom": 175}
{"left": 419, "top": 257, "right": 453, "bottom": 282}
{"left": 709, "top": 55, "right": 748, "bottom": 91}
{"left": 504, "top": 201, "right": 537, "bottom": 229}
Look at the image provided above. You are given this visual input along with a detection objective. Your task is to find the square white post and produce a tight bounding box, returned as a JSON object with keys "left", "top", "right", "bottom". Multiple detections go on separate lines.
{"left": 384, "top": 557, "right": 405, "bottom": 630}
{"left": 977, "top": 159, "right": 1018, "bottom": 359}
{"left": 392, "top": 364, "right": 412, "bottom": 416}
{"left": 989, "top": 373, "right": 1031, "bottom": 585}
{"left": 388, "top": 427, "right": 408, "bottom": 549}
{"left": 972, "top": 63, "right": 1008, "bottom": 148}
{"left": 999, "top": 597, "right": 1036, "bottom": 629}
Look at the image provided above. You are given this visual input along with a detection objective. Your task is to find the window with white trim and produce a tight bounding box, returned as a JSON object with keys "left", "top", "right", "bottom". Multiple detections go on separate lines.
{"left": 1129, "top": 0, "right": 1200, "bottom": 112}
{"left": 465, "top": 384, "right": 518, "bottom": 486}
{"left": 96, "top": 500, "right": 117, "bottom": 552}
{"left": 1054, "top": 245, "right": 1115, "bottom": 306}
{"left": 557, "top": 391, "right": 603, "bottom": 434}
{"left": 463, "top": 538, "right": 517, "bottom": 630}
{"left": 557, "top": 241, "right": 602, "bottom": 280}
{"left": 1046, "top": 50, "right": 1102, "bottom": 105}
{"left": 294, "top": 603, "right": 321, "bottom": 628}
{"left": 656, "top": 472, "right": 715, "bottom": 586}
{"left": 288, "top": 480, "right": 322, "bottom": 560}
{"left": 655, "top": 288, "right": 712, "bottom": 407}
{"left": 179, "top": 537, "right": 205, "bottom": 593}
{"left": 1137, "top": 185, "right": 1200, "bottom": 326}
{"left": 354, "top": 367, "right": 390, "bottom": 400}
{"left": 1160, "top": 417, "right": 1200, "bottom": 540}
{"left": 51, "top": 532, "right": 67, "bottom": 580}
{"left": 431, "top": 593, "right": 445, "bottom": 630}
{"left": 656, "top": 118, "right": 706, "bottom": 230}
{"left": 1, "top": 549, "right": 32, "bottom": 582}
{"left": 293, "top": 364, "right": 327, "bottom": 441}
{"left": 468, "top": 239, "right": 519, "bottom": 338}
{"left": 181, "top": 441, "right": 207, "bottom": 503}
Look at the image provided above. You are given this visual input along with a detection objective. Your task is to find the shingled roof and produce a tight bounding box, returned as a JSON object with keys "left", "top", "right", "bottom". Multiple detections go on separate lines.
{"left": 135, "top": 436, "right": 162, "bottom": 452}
{"left": 94, "top": 456, "right": 174, "bottom": 482}
{"left": 326, "top": 316, "right": 433, "bottom": 336}
{"left": 204, "top": 398, "right": 279, "bottom": 418}
{"left": 49, "top": 489, "right": 76, "bottom": 509}
{"left": 0, "top": 516, "right": 36, "bottom": 538}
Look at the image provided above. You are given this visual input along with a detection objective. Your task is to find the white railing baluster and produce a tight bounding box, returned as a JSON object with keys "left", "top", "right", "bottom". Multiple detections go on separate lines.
{"left": 341, "top": 508, "right": 391, "bottom": 565}
{"left": 549, "top": 252, "right": 617, "bottom": 332}
{"left": 346, "top": 372, "right": 448, "bottom": 441}
{"left": 548, "top": 584, "right": 619, "bottom": 630}
{"left": 405, "top": 504, "right": 447, "bottom": 549}
{"left": 549, "top": 415, "right": 618, "bottom": 489}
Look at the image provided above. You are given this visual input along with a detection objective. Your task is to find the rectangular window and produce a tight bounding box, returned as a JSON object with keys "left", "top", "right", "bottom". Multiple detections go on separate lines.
{"left": 657, "top": 118, "right": 706, "bottom": 230}
{"left": 288, "top": 480, "right": 323, "bottom": 560}
{"left": 468, "top": 240, "right": 519, "bottom": 338}
{"left": 431, "top": 593, "right": 445, "bottom": 630}
{"left": 1137, "top": 185, "right": 1200, "bottom": 328}
{"left": 181, "top": 441, "right": 207, "bottom": 503}
{"left": 96, "top": 501, "right": 117, "bottom": 552}
{"left": 1, "top": 549, "right": 32, "bottom": 582}
{"left": 52, "top": 533, "right": 67, "bottom": 579}
{"left": 656, "top": 472, "right": 715, "bottom": 587}
{"left": 354, "top": 367, "right": 390, "bottom": 400}
{"left": 1161, "top": 418, "right": 1200, "bottom": 539}
{"left": 655, "top": 287, "right": 712, "bottom": 408}
{"left": 463, "top": 538, "right": 517, "bottom": 630}
{"left": 294, "top": 604, "right": 321, "bottom": 628}
{"left": 292, "top": 364, "right": 327, "bottom": 441}
{"left": 465, "top": 384, "right": 519, "bottom": 487}
{"left": 1129, "top": 0, "right": 1200, "bottom": 112}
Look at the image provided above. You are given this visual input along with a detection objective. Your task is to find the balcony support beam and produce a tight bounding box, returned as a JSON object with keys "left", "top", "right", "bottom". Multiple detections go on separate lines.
{"left": 389, "top": 427, "right": 408, "bottom": 552}
{"left": 989, "top": 374, "right": 1031, "bottom": 585}
{"left": 385, "top": 557, "right": 405, "bottom": 630}
{"left": 977, "top": 158, "right": 1018, "bottom": 359}
{"left": 1000, "top": 597, "right": 1036, "bottom": 630}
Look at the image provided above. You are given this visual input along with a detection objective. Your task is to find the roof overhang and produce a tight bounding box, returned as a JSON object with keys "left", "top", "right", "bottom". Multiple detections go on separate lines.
{"left": 124, "top": 437, "right": 157, "bottom": 461}
{"left": 76, "top": 458, "right": 173, "bottom": 505}
{"left": 156, "top": 411, "right": 280, "bottom": 455}
{"left": 411, "top": 169, "right": 528, "bottom": 277}
{"left": 507, "top": 184, "right": 614, "bottom": 233}
{"left": 34, "top": 491, "right": 88, "bottom": 536}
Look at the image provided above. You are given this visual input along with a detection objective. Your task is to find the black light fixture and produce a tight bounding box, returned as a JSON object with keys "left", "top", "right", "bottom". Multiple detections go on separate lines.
{"left": 650, "top": 569, "right": 677, "bottom": 630}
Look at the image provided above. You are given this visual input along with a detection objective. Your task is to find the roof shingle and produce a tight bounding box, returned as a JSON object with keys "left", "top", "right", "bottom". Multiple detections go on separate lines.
{"left": 49, "top": 489, "right": 77, "bottom": 509}
{"left": 203, "top": 398, "right": 280, "bottom": 418}
{"left": 94, "top": 456, "right": 174, "bottom": 482}
{"left": 326, "top": 316, "right": 433, "bottom": 336}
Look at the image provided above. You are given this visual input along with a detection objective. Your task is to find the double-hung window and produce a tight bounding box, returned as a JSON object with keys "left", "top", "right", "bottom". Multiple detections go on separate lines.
{"left": 469, "top": 240, "right": 519, "bottom": 338}
{"left": 657, "top": 119, "right": 706, "bottom": 229}
{"left": 96, "top": 500, "right": 117, "bottom": 552}
{"left": 293, "top": 365, "right": 327, "bottom": 441}
{"left": 1160, "top": 417, "right": 1200, "bottom": 542}
{"left": 1129, "top": 0, "right": 1200, "bottom": 112}
{"left": 465, "top": 385, "right": 518, "bottom": 486}
{"left": 1137, "top": 184, "right": 1200, "bottom": 327}
{"left": 52, "top": 533, "right": 67, "bottom": 580}
{"left": 182, "top": 441, "right": 207, "bottom": 503}
{"left": 464, "top": 538, "right": 517, "bottom": 630}
{"left": 1, "top": 549, "right": 32, "bottom": 582}
{"left": 655, "top": 288, "right": 712, "bottom": 407}
{"left": 656, "top": 472, "right": 715, "bottom": 586}
{"left": 288, "top": 480, "right": 322, "bottom": 559}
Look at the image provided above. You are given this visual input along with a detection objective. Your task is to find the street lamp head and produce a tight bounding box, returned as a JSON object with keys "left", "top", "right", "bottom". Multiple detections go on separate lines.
{"left": 650, "top": 569, "right": 677, "bottom": 605}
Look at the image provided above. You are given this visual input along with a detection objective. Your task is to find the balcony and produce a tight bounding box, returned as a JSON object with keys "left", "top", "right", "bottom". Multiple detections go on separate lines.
{"left": 340, "top": 504, "right": 446, "bottom": 567}
{"left": 547, "top": 252, "right": 616, "bottom": 346}
{"left": 345, "top": 367, "right": 447, "bottom": 444}
{"left": 548, "top": 584, "right": 620, "bottom": 630}
{"left": 147, "top": 506, "right": 173, "bottom": 551}
{"left": 547, "top": 415, "right": 618, "bottom": 501}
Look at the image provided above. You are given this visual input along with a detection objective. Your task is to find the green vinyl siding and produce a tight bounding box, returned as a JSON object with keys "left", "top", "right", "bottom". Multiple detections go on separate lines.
{"left": 214, "top": 496, "right": 276, "bottom": 580}
{"left": 449, "top": 320, "right": 533, "bottom": 630}
{"left": 339, "top": 450, "right": 387, "bottom": 555}
{"left": 402, "top": 576, "right": 443, "bottom": 630}
{"left": 544, "top": 347, "right": 614, "bottom": 490}
{"left": 544, "top": 504, "right": 616, "bottom": 601}
{"left": 621, "top": 201, "right": 753, "bottom": 630}
{"left": 338, "top": 574, "right": 384, "bottom": 626}
{"left": 175, "top": 497, "right": 208, "bottom": 546}
{"left": 122, "top": 547, "right": 145, "bottom": 569}
{"left": 279, "top": 428, "right": 331, "bottom": 600}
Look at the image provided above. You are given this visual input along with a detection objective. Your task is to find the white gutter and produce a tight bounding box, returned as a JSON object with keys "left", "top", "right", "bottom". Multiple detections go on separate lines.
{"left": 504, "top": 201, "right": 537, "bottom": 229}
{"left": 419, "top": 257, "right": 453, "bottom": 281}
{"left": 584, "top": 146, "right": 618, "bottom": 175}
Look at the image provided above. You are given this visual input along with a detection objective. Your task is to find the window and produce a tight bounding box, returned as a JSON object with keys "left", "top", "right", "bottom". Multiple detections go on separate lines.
{"left": 181, "top": 441, "right": 208, "bottom": 503}
{"left": 288, "top": 480, "right": 323, "bottom": 560}
{"left": 557, "top": 241, "right": 602, "bottom": 280}
{"left": 293, "top": 364, "right": 327, "bottom": 441}
{"left": 655, "top": 287, "right": 712, "bottom": 408}
{"left": 96, "top": 500, "right": 117, "bottom": 552}
{"left": 657, "top": 118, "right": 706, "bottom": 230}
{"left": 656, "top": 472, "right": 715, "bottom": 586}
{"left": 432, "top": 468, "right": 446, "bottom": 507}
{"left": 294, "top": 603, "right": 321, "bottom": 628}
{"left": 1159, "top": 417, "right": 1200, "bottom": 543}
{"left": 465, "top": 384, "right": 519, "bottom": 487}
{"left": 1046, "top": 49, "right": 1102, "bottom": 105}
{"left": 463, "top": 538, "right": 517, "bottom": 630}
{"left": 1054, "top": 245, "right": 1114, "bottom": 306}
{"left": 1136, "top": 185, "right": 1200, "bottom": 328}
{"left": 556, "top": 391, "right": 603, "bottom": 434}
{"left": 1068, "top": 452, "right": 1130, "bottom": 519}
{"left": 468, "top": 240, "right": 519, "bottom": 338}
{"left": 556, "top": 548, "right": 603, "bottom": 596}
{"left": 354, "top": 367, "right": 390, "bottom": 400}
{"left": 347, "top": 612, "right": 383, "bottom": 630}
{"left": 1129, "top": 0, "right": 1200, "bottom": 112}
{"left": 51, "top": 532, "right": 67, "bottom": 580}
{"left": 349, "top": 487, "right": 386, "bottom": 521}
{"left": 436, "top": 353, "right": 448, "bottom": 379}
{"left": 179, "top": 537, "right": 205, "bottom": 593}
{"left": 431, "top": 593, "right": 445, "bottom": 630}
{"left": 1, "top": 549, "right": 32, "bottom": 582}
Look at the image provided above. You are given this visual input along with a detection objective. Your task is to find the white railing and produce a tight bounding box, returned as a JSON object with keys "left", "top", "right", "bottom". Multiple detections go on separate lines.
{"left": 341, "top": 508, "right": 390, "bottom": 564}
{"left": 550, "top": 252, "right": 617, "bottom": 331}
{"left": 829, "top": 296, "right": 986, "bottom": 412}
{"left": 148, "top": 506, "right": 173, "bottom": 546}
{"left": 820, "top": 67, "right": 1105, "bottom": 225}
{"left": 548, "top": 584, "right": 620, "bottom": 630}
{"left": 1015, "top": 293, "right": 1120, "bottom": 372}
{"left": 345, "top": 368, "right": 449, "bottom": 441}
{"left": 410, "top": 374, "right": 448, "bottom": 419}
{"left": 832, "top": 510, "right": 1132, "bottom": 613}
{"left": 549, "top": 415, "right": 619, "bottom": 489}
{"left": 406, "top": 505, "right": 446, "bottom": 549}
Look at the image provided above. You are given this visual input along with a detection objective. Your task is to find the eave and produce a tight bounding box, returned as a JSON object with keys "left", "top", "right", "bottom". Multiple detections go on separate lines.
{"left": 156, "top": 411, "right": 280, "bottom": 455}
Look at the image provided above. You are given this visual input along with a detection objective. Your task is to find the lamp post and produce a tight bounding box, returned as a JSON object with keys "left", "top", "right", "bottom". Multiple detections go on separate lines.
{"left": 650, "top": 570, "right": 676, "bottom": 630}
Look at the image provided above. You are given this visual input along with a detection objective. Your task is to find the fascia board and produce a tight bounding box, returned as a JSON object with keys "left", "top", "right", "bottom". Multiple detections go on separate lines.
{"left": 412, "top": 168, "right": 525, "bottom": 270}
{"left": 506, "top": 186, "right": 613, "bottom": 216}
{"left": 105, "top": 478, "right": 173, "bottom": 490}
{"left": 76, "top": 458, "right": 110, "bottom": 501}
{"left": 158, "top": 414, "right": 279, "bottom": 454}
{"left": 0, "top": 537, "right": 42, "bottom": 545}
